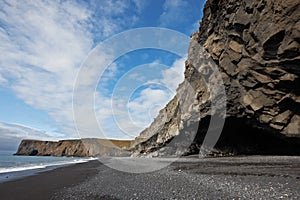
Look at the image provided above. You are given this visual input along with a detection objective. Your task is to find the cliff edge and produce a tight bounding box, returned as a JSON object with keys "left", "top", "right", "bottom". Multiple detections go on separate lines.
{"left": 131, "top": 0, "right": 300, "bottom": 157}
{"left": 15, "top": 139, "right": 132, "bottom": 157}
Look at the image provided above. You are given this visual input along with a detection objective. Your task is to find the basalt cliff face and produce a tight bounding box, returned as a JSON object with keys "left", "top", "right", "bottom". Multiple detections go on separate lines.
{"left": 15, "top": 139, "right": 132, "bottom": 157}
{"left": 131, "top": 0, "right": 300, "bottom": 157}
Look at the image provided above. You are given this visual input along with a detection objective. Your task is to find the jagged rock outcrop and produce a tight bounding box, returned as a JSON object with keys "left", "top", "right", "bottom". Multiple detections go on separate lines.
{"left": 15, "top": 139, "right": 132, "bottom": 157}
{"left": 131, "top": 0, "right": 300, "bottom": 157}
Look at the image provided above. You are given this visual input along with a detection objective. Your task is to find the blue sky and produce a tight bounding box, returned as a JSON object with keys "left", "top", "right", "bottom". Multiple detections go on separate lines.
{"left": 0, "top": 0, "right": 206, "bottom": 151}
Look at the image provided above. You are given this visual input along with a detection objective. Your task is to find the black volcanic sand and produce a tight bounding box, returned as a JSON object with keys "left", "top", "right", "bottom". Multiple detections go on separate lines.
{"left": 1, "top": 156, "right": 300, "bottom": 200}
{"left": 0, "top": 161, "right": 100, "bottom": 200}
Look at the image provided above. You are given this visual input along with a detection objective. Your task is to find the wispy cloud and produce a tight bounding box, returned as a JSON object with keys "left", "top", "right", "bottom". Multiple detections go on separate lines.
{"left": 0, "top": 0, "right": 141, "bottom": 139}
{"left": 159, "top": 0, "right": 190, "bottom": 28}
{"left": 0, "top": 74, "right": 7, "bottom": 85}
{"left": 132, "top": 0, "right": 149, "bottom": 14}
{"left": 159, "top": 57, "right": 186, "bottom": 91}
{"left": 126, "top": 57, "right": 185, "bottom": 130}
{"left": 94, "top": 57, "right": 186, "bottom": 138}
{"left": 88, "top": 0, "right": 140, "bottom": 38}
{"left": 0, "top": 0, "right": 192, "bottom": 143}
{"left": 0, "top": 121, "right": 64, "bottom": 151}
{"left": 0, "top": 0, "right": 93, "bottom": 136}
{"left": 159, "top": 0, "right": 203, "bottom": 35}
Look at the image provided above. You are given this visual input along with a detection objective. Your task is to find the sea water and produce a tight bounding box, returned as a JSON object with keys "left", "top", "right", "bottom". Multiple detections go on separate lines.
{"left": 0, "top": 151, "right": 95, "bottom": 182}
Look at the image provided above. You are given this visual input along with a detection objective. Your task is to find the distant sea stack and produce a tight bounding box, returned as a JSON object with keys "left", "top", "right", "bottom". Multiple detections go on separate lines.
{"left": 131, "top": 0, "right": 300, "bottom": 156}
{"left": 15, "top": 139, "right": 132, "bottom": 157}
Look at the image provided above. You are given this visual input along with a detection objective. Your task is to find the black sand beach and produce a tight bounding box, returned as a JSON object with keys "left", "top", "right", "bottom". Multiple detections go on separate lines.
{"left": 0, "top": 156, "right": 300, "bottom": 200}
{"left": 0, "top": 160, "right": 99, "bottom": 200}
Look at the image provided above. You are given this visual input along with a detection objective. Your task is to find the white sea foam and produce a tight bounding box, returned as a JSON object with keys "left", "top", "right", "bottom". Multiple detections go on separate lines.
{"left": 0, "top": 157, "right": 96, "bottom": 174}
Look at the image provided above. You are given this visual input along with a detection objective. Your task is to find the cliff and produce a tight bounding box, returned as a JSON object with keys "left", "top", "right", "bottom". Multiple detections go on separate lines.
{"left": 15, "top": 139, "right": 132, "bottom": 157}
{"left": 131, "top": 0, "right": 300, "bottom": 157}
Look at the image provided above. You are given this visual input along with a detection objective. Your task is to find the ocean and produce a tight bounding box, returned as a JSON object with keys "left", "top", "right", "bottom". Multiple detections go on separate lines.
{"left": 0, "top": 151, "right": 95, "bottom": 182}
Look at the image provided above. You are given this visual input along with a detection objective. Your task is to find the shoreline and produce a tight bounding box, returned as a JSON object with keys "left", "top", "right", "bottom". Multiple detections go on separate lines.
{"left": 0, "top": 156, "right": 96, "bottom": 183}
{"left": 0, "top": 156, "right": 300, "bottom": 199}
{"left": 0, "top": 160, "right": 101, "bottom": 200}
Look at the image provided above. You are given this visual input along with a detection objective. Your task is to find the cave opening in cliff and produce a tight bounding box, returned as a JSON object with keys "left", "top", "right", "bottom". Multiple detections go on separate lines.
{"left": 188, "top": 116, "right": 300, "bottom": 156}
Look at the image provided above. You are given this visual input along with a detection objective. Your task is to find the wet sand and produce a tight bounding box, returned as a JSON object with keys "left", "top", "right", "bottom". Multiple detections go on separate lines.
{"left": 0, "top": 156, "right": 300, "bottom": 200}
{"left": 0, "top": 161, "right": 100, "bottom": 200}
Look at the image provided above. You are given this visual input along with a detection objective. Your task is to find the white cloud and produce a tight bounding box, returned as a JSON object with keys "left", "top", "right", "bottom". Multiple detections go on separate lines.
{"left": 94, "top": 57, "right": 186, "bottom": 138}
{"left": 0, "top": 122, "right": 61, "bottom": 139}
{"left": 127, "top": 72, "right": 146, "bottom": 81}
{"left": 145, "top": 57, "right": 186, "bottom": 91}
{"left": 91, "top": 0, "right": 128, "bottom": 16}
{"left": 127, "top": 87, "right": 172, "bottom": 125}
{"left": 0, "top": 121, "right": 67, "bottom": 151}
{"left": 89, "top": 0, "right": 139, "bottom": 38}
{"left": 0, "top": 0, "right": 93, "bottom": 131}
{"left": 160, "top": 57, "right": 186, "bottom": 90}
{"left": 0, "top": 0, "right": 188, "bottom": 142}
{"left": 132, "top": 0, "right": 149, "bottom": 14}
{"left": 0, "top": 74, "right": 7, "bottom": 85}
{"left": 159, "top": 0, "right": 190, "bottom": 28}
{"left": 0, "top": 0, "right": 141, "bottom": 140}
{"left": 125, "top": 57, "right": 185, "bottom": 129}
{"left": 190, "top": 19, "right": 200, "bottom": 34}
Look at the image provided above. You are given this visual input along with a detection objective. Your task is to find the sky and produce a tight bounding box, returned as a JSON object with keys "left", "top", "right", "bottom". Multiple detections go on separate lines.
{"left": 0, "top": 0, "right": 206, "bottom": 151}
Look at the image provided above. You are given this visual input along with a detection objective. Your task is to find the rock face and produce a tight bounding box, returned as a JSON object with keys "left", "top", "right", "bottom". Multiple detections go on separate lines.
{"left": 131, "top": 0, "right": 300, "bottom": 157}
{"left": 15, "top": 139, "right": 132, "bottom": 157}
